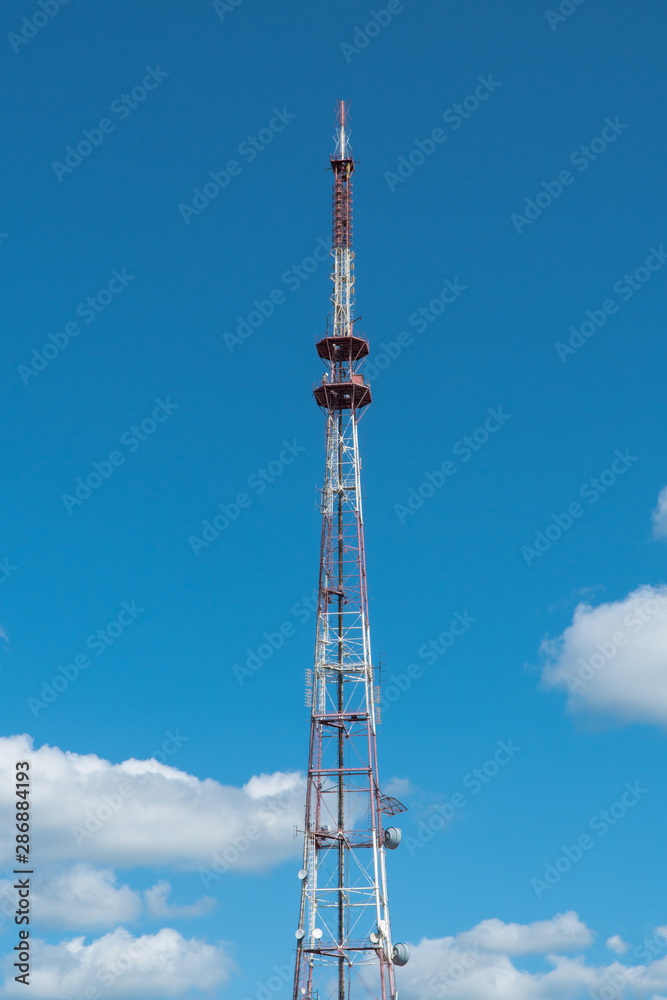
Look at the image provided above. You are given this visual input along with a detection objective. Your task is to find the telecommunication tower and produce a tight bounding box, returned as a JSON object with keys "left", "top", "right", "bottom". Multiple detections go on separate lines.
{"left": 292, "top": 102, "right": 410, "bottom": 1000}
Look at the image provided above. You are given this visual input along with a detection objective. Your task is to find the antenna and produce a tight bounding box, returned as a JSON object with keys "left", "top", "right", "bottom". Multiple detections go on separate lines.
{"left": 291, "top": 104, "right": 409, "bottom": 1000}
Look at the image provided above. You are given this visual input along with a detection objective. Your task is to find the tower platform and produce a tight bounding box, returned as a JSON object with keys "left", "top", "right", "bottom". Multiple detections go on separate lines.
{"left": 316, "top": 334, "right": 369, "bottom": 363}
{"left": 313, "top": 375, "right": 372, "bottom": 410}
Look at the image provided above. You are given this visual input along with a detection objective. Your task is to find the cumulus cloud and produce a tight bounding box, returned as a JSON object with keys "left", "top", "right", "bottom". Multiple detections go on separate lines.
{"left": 457, "top": 911, "right": 592, "bottom": 955}
{"left": 396, "top": 913, "right": 596, "bottom": 1000}
{"left": 0, "top": 866, "right": 141, "bottom": 931}
{"left": 0, "top": 866, "right": 216, "bottom": 932}
{"left": 652, "top": 487, "right": 667, "bottom": 538}
{"left": 539, "top": 585, "right": 667, "bottom": 727}
{"left": 398, "top": 947, "right": 625, "bottom": 1000}
{"left": 383, "top": 776, "right": 414, "bottom": 798}
{"left": 0, "top": 927, "right": 234, "bottom": 999}
{"left": 396, "top": 917, "right": 667, "bottom": 1000}
{"left": 606, "top": 934, "right": 629, "bottom": 955}
{"left": 144, "top": 882, "right": 216, "bottom": 920}
{"left": 0, "top": 735, "right": 304, "bottom": 871}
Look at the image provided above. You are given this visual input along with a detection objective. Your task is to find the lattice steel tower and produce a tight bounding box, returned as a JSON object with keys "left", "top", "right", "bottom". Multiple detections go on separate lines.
{"left": 292, "top": 102, "right": 410, "bottom": 1000}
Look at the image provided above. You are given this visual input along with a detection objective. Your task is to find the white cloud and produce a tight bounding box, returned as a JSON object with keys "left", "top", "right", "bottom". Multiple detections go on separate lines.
{"left": 144, "top": 882, "right": 216, "bottom": 919}
{"left": 396, "top": 917, "right": 667, "bottom": 1000}
{"left": 395, "top": 913, "right": 596, "bottom": 1000}
{"left": 652, "top": 486, "right": 667, "bottom": 538}
{"left": 457, "top": 911, "right": 592, "bottom": 955}
{"left": 0, "top": 867, "right": 215, "bottom": 932}
{"left": 0, "top": 735, "right": 304, "bottom": 871}
{"left": 606, "top": 934, "right": 629, "bottom": 954}
{"left": 383, "top": 776, "right": 414, "bottom": 798}
{"left": 0, "top": 927, "right": 234, "bottom": 999}
{"left": 0, "top": 866, "right": 141, "bottom": 931}
{"left": 539, "top": 585, "right": 667, "bottom": 727}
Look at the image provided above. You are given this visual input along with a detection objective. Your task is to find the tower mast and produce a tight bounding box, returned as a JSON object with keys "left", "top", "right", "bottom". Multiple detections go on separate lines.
{"left": 292, "top": 101, "right": 409, "bottom": 1000}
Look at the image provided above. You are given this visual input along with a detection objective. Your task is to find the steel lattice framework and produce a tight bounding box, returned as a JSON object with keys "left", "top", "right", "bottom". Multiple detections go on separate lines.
{"left": 292, "top": 102, "right": 408, "bottom": 1000}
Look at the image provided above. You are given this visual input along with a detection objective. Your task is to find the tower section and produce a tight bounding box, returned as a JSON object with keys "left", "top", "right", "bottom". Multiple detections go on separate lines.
{"left": 292, "top": 102, "right": 409, "bottom": 1000}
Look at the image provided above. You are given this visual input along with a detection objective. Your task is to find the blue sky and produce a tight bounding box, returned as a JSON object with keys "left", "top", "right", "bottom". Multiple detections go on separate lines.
{"left": 2, "top": 1, "right": 667, "bottom": 997}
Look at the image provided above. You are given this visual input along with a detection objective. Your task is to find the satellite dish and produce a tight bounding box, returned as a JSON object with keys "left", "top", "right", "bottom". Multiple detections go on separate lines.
{"left": 313, "top": 928, "right": 323, "bottom": 940}
{"left": 297, "top": 869, "right": 307, "bottom": 880}
{"left": 369, "top": 932, "right": 380, "bottom": 944}
{"left": 384, "top": 827, "right": 402, "bottom": 850}
{"left": 295, "top": 928, "right": 305, "bottom": 939}
{"left": 393, "top": 942, "right": 410, "bottom": 966}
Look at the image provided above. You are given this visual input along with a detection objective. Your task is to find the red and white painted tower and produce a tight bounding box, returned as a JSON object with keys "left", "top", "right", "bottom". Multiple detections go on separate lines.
{"left": 292, "top": 102, "right": 409, "bottom": 1000}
